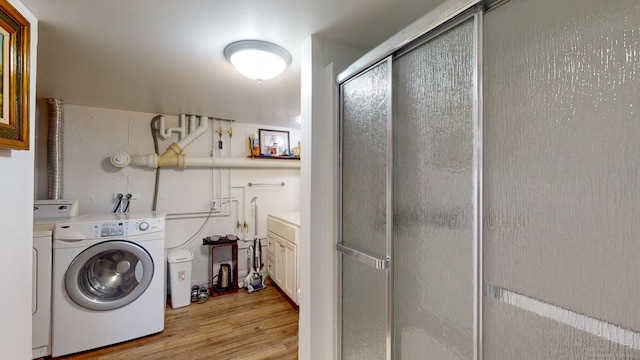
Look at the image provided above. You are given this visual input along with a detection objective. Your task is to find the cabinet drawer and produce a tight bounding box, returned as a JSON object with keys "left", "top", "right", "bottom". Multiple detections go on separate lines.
{"left": 267, "top": 232, "right": 277, "bottom": 255}
{"left": 267, "top": 216, "right": 296, "bottom": 243}
{"left": 267, "top": 254, "right": 275, "bottom": 279}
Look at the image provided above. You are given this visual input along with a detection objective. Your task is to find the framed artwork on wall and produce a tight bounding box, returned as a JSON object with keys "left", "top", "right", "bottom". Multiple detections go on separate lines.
{"left": 259, "top": 128, "right": 290, "bottom": 157}
{"left": 0, "top": 0, "right": 29, "bottom": 150}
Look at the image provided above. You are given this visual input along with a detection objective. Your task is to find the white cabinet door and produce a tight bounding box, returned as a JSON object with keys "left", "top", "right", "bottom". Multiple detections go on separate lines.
{"left": 266, "top": 218, "right": 299, "bottom": 304}
{"left": 267, "top": 253, "right": 275, "bottom": 280}
{"left": 274, "top": 236, "right": 285, "bottom": 288}
{"left": 267, "top": 232, "right": 277, "bottom": 254}
{"left": 281, "top": 239, "right": 297, "bottom": 302}
{"left": 267, "top": 232, "right": 277, "bottom": 280}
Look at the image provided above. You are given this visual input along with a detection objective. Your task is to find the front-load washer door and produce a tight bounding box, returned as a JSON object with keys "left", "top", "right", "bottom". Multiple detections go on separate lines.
{"left": 65, "top": 240, "right": 154, "bottom": 311}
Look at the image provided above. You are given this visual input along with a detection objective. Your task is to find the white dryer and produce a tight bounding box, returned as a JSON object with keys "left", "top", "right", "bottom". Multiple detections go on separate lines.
{"left": 51, "top": 212, "right": 166, "bottom": 357}
{"left": 32, "top": 199, "right": 78, "bottom": 359}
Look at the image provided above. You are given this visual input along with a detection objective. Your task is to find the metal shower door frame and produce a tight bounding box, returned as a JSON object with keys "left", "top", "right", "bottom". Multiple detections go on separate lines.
{"left": 336, "top": 54, "right": 394, "bottom": 360}
{"left": 336, "top": 1, "right": 484, "bottom": 359}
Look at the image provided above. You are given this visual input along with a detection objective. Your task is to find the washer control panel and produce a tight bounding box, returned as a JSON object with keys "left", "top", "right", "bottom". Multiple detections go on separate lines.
{"left": 90, "top": 217, "right": 164, "bottom": 238}
{"left": 138, "top": 221, "right": 150, "bottom": 231}
{"left": 98, "top": 222, "right": 125, "bottom": 237}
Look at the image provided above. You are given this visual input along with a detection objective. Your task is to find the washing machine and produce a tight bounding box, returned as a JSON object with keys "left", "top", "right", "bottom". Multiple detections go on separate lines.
{"left": 32, "top": 199, "right": 79, "bottom": 359}
{"left": 51, "top": 212, "right": 166, "bottom": 357}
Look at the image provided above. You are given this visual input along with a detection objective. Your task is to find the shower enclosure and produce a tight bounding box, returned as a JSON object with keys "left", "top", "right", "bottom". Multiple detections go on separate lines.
{"left": 336, "top": 0, "right": 640, "bottom": 358}
{"left": 338, "top": 7, "right": 480, "bottom": 360}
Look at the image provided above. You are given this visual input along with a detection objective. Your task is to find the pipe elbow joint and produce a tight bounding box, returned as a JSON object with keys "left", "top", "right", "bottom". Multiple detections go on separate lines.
{"left": 177, "top": 154, "right": 187, "bottom": 168}
{"left": 157, "top": 152, "right": 187, "bottom": 169}
{"left": 167, "top": 142, "right": 184, "bottom": 156}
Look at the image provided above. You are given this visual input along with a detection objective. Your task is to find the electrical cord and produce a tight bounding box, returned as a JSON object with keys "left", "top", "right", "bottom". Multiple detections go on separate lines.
{"left": 166, "top": 207, "right": 214, "bottom": 250}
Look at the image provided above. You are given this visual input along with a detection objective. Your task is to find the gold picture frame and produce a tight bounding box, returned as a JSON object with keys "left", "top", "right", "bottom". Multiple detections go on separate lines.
{"left": 0, "top": 0, "right": 29, "bottom": 150}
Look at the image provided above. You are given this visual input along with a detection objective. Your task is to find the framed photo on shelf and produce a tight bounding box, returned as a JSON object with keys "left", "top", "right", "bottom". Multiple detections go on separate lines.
{"left": 0, "top": 0, "right": 30, "bottom": 150}
{"left": 258, "top": 128, "right": 290, "bottom": 156}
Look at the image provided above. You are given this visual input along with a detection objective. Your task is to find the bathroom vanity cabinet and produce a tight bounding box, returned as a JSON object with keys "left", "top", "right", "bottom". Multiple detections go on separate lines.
{"left": 266, "top": 212, "right": 299, "bottom": 304}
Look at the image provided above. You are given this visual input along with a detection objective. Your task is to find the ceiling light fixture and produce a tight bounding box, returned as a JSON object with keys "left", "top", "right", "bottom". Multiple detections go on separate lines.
{"left": 224, "top": 40, "right": 291, "bottom": 82}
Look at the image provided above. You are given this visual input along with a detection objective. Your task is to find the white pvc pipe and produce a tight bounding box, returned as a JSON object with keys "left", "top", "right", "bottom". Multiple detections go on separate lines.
{"left": 176, "top": 115, "right": 208, "bottom": 150}
{"left": 189, "top": 115, "right": 197, "bottom": 133}
{"left": 157, "top": 114, "right": 187, "bottom": 140}
{"left": 110, "top": 114, "right": 300, "bottom": 170}
{"left": 129, "top": 154, "right": 158, "bottom": 168}
{"left": 231, "top": 186, "right": 247, "bottom": 239}
{"left": 122, "top": 153, "right": 300, "bottom": 169}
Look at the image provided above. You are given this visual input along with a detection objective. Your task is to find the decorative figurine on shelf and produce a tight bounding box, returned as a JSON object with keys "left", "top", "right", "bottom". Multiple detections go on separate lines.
{"left": 252, "top": 134, "right": 260, "bottom": 157}
{"left": 292, "top": 140, "right": 301, "bottom": 158}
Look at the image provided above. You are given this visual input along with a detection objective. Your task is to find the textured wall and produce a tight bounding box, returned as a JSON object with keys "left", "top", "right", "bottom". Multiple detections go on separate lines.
{"left": 0, "top": 0, "right": 38, "bottom": 357}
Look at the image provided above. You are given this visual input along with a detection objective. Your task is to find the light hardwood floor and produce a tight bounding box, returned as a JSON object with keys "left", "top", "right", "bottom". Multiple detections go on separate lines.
{"left": 46, "top": 281, "right": 298, "bottom": 360}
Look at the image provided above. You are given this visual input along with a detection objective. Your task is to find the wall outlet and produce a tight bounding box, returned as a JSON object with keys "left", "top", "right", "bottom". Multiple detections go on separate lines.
{"left": 210, "top": 200, "right": 216, "bottom": 209}
{"left": 113, "top": 192, "right": 138, "bottom": 200}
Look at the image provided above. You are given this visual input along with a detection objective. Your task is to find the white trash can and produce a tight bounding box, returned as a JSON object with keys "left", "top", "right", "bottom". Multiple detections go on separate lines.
{"left": 167, "top": 249, "right": 194, "bottom": 309}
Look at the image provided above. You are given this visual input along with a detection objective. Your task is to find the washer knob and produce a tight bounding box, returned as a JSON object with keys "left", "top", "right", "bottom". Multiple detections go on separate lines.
{"left": 138, "top": 221, "right": 150, "bottom": 231}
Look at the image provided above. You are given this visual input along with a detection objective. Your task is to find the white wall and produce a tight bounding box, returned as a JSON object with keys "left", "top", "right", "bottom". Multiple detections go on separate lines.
{"left": 34, "top": 104, "right": 301, "bottom": 287}
{"left": 299, "top": 36, "right": 363, "bottom": 360}
{"left": 0, "top": 0, "right": 37, "bottom": 358}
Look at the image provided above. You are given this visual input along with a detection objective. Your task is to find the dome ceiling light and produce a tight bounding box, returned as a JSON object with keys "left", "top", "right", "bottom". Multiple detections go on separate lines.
{"left": 224, "top": 40, "right": 291, "bottom": 82}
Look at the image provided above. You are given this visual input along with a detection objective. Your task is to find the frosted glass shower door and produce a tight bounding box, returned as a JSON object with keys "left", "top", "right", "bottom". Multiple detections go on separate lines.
{"left": 393, "top": 18, "right": 477, "bottom": 359}
{"left": 338, "top": 58, "right": 392, "bottom": 360}
{"left": 483, "top": 0, "right": 640, "bottom": 358}
{"left": 338, "top": 13, "right": 479, "bottom": 359}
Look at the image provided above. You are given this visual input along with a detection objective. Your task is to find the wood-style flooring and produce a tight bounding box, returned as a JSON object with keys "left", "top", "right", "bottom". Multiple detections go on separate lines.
{"left": 46, "top": 281, "right": 299, "bottom": 360}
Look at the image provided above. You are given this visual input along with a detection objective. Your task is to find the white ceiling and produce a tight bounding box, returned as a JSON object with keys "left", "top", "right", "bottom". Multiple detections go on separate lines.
{"left": 21, "top": 0, "right": 444, "bottom": 128}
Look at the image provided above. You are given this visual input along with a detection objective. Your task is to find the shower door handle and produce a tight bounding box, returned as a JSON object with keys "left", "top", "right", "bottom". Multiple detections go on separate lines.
{"left": 336, "top": 243, "right": 389, "bottom": 270}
